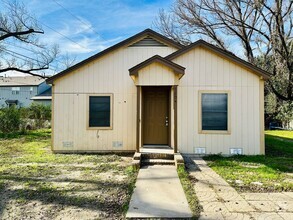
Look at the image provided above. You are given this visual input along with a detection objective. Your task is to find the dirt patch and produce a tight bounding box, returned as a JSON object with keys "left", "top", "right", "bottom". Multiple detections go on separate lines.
{"left": 0, "top": 156, "right": 136, "bottom": 220}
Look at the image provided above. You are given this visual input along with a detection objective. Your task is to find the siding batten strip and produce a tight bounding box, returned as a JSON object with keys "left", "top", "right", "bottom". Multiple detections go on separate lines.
{"left": 174, "top": 86, "right": 178, "bottom": 153}
{"left": 259, "top": 80, "right": 265, "bottom": 154}
{"left": 136, "top": 86, "right": 141, "bottom": 152}
{"left": 51, "top": 85, "right": 55, "bottom": 152}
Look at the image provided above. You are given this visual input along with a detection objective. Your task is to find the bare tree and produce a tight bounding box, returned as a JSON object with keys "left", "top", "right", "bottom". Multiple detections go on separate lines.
{"left": 57, "top": 52, "right": 77, "bottom": 69}
{"left": 155, "top": 0, "right": 293, "bottom": 101}
{"left": 0, "top": 0, "right": 59, "bottom": 78}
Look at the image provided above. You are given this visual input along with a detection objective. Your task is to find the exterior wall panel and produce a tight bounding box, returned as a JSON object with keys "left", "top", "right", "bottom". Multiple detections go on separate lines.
{"left": 173, "top": 47, "right": 262, "bottom": 155}
{"left": 53, "top": 46, "right": 177, "bottom": 152}
{"left": 135, "top": 63, "right": 179, "bottom": 86}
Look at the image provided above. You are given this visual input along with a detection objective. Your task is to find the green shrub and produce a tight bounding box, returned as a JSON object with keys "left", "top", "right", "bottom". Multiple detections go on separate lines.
{"left": 0, "top": 106, "right": 22, "bottom": 133}
{"left": 0, "top": 104, "right": 51, "bottom": 132}
{"left": 28, "top": 103, "right": 51, "bottom": 128}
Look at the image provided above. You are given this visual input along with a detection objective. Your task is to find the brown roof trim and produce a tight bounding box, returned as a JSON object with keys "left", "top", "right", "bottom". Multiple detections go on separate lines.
{"left": 129, "top": 55, "right": 185, "bottom": 77}
{"left": 166, "top": 40, "right": 271, "bottom": 79}
{"left": 46, "top": 29, "right": 183, "bottom": 84}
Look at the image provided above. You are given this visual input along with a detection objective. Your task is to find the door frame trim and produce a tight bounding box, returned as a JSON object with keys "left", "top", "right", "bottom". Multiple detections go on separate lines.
{"left": 136, "top": 86, "right": 141, "bottom": 152}
{"left": 141, "top": 86, "right": 171, "bottom": 147}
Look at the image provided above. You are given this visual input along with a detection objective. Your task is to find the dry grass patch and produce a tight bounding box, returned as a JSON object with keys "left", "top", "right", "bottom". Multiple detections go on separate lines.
{"left": 0, "top": 129, "right": 137, "bottom": 220}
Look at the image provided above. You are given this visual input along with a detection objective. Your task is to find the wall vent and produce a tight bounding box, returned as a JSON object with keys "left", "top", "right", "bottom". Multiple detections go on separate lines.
{"left": 230, "top": 148, "right": 243, "bottom": 155}
{"left": 63, "top": 141, "right": 73, "bottom": 148}
{"left": 194, "top": 147, "right": 206, "bottom": 154}
{"left": 113, "top": 141, "right": 123, "bottom": 148}
{"left": 128, "top": 37, "right": 168, "bottom": 47}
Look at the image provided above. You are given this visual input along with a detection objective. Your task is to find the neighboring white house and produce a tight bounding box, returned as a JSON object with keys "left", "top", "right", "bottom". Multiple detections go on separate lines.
{"left": 0, "top": 76, "right": 51, "bottom": 107}
{"left": 47, "top": 29, "right": 270, "bottom": 155}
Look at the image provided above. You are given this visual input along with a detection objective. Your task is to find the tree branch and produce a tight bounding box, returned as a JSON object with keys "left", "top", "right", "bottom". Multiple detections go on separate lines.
{"left": 0, "top": 28, "right": 44, "bottom": 41}
{"left": 0, "top": 67, "right": 48, "bottom": 78}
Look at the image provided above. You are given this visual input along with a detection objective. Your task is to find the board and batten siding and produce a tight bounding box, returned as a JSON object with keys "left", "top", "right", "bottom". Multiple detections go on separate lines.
{"left": 173, "top": 46, "right": 263, "bottom": 155}
{"left": 52, "top": 46, "right": 177, "bottom": 152}
{"left": 134, "top": 63, "right": 180, "bottom": 86}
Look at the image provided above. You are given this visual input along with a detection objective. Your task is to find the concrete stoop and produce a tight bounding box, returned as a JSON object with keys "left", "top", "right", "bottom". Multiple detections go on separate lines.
{"left": 142, "top": 158, "right": 175, "bottom": 165}
{"left": 131, "top": 151, "right": 185, "bottom": 169}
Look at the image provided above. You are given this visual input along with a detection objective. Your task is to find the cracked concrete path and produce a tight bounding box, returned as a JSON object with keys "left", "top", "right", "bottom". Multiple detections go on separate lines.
{"left": 126, "top": 165, "right": 192, "bottom": 219}
{"left": 185, "top": 156, "right": 293, "bottom": 220}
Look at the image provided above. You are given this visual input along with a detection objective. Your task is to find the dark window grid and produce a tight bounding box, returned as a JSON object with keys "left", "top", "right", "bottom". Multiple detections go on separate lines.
{"left": 201, "top": 93, "right": 228, "bottom": 131}
{"left": 89, "top": 96, "right": 111, "bottom": 127}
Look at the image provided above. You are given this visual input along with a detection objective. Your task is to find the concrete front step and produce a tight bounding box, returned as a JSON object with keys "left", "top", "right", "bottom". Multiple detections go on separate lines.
{"left": 141, "top": 153, "right": 174, "bottom": 160}
{"left": 142, "top": 159, "right": 175, "bottom": 166}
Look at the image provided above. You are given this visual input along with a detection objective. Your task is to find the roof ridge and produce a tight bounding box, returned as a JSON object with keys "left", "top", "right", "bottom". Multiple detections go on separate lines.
{"left": 47, "top": 29, "right": 183, "bottom": 84}
{"left": 129, "top": 54, "right": 185, "bottom": 77}
{"left": 165, "top": 39, "right": 271, "bottom": 79}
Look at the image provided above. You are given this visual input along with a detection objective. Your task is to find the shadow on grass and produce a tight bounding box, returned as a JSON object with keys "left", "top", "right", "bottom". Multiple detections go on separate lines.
{"left": 265, "top": 134, "right": 293, "bottom": 157}
{"left": 0, "top": 173, "right": 134, "bottom": 219}
{"left": 0, "top": 129, "right": 51, "bottom": 140}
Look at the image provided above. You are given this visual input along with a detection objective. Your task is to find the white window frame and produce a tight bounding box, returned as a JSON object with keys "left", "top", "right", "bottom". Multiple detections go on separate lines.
{"left": 198, "top": 90, "right": 231, "bottom": 134}
{"left": 86, "top": 94, "right": 113, "bottom": 130}
{"left": 11, "top": 87, "right": 20, "bottom": 95}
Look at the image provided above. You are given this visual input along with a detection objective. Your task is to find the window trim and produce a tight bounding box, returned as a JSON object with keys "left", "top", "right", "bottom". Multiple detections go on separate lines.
{"left": 86, "top": 94, "right": 113, "bottom": 130}
{"left": 198, "top": 90, "right": 231, "bottom": 134}
{"left": 12, "top": 87, "right": 20, "bottom": 95}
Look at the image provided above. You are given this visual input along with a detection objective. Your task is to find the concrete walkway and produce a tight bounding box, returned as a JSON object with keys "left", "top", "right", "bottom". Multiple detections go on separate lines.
{"left": 185, "top": 156, "right": 293, "bottom": 220}
{"left": 126, "top": 165, "right": 192, "bottom": 219}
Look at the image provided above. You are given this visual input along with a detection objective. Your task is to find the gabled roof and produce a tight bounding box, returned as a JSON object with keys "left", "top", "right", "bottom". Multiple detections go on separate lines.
{"left": 166, "top": 40, "right": 271, "bottom": 79}
{"left": 0, "top": 76, "right": 45, "bottom": 86}
{"left": 129, "top": 55, "right": 185, "bottom": 77}
{"left": 37, "top": 87, "right": 52, "bottom": 97}
{"left": 46, "top": 29, "right": 183, "bottom": 84}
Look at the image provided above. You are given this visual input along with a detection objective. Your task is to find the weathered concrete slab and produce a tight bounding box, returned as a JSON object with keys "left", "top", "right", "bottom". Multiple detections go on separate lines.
{"left": 224, "top": 200, "right": 255, "bottom": 212}
{"left": 241, "top": 193, "right": 271, "bottom": 201}
{"left": 248, "top": 200, "right": 280, "bottom": 212}
{"left": 249, "top": 212, "right": 284, "bottom": 220}
{"left": 283, "top": 192, "right": 293, "bottom": 199}
{"left": 185, "top": 156, "right": 293, "bottom": 219}
{"left": 133, "top": 152, "right": 141, "bottom": 160}
{"left": 126, "top": 165, "right": 192, "bottom": 219}
{"left": 199, "top": 212, "right": 224, "bottom": 220}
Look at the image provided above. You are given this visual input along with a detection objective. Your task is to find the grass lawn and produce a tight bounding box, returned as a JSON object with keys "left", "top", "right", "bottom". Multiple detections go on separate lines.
{"left": 204, "top": 130, "right": 293, "bottom": 193}
{"left": 0, "top": 129, "right": 137, "bottom": 220}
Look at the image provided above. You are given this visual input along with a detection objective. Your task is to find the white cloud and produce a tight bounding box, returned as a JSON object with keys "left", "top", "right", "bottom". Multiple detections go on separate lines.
{"left": 3, "top": 0, "right": 173, "bottom": 76}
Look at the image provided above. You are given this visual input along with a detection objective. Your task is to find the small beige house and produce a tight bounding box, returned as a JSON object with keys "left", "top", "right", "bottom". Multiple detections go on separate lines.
{"left": 47, "top": 29, "right": 270, "bottom": 155}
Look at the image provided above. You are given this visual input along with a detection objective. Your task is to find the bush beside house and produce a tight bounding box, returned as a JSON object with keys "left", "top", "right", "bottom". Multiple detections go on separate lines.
{"left": 0, "top": 103, "right": 51, "bottom": 133}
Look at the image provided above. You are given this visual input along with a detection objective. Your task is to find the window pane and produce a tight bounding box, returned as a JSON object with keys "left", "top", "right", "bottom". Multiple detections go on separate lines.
{"left": 89, "top": 96, "right": 110, "bottom": 127}
{"left": 202, "top": 93, "right": 228, "bottom": 131}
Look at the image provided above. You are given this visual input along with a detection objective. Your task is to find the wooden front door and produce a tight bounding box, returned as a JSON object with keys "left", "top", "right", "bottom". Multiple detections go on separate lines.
{"left": 143, "top": 87, "right": 169, "bottom": 145}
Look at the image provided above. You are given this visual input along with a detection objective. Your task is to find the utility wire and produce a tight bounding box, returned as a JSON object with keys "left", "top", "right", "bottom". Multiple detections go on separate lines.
{"left": 1, "top": 50, "right": 59, "bottom": 74}
{"left": 3, "top": 41, "right": 70, "bottom": 68}
{"left": 1, "top": 48, "right": 59, "bottom": 71}
{"left": 1, "top": 0, "right": 93, "bottom": 52}
{"left": 52, "top": 0, "right": 108, "bottom": 43}
{"left": 35, "top": 19, "right": 91, "bottom": 51}
{"left": 3, "top": 41, "right": 36, "bottom": 54}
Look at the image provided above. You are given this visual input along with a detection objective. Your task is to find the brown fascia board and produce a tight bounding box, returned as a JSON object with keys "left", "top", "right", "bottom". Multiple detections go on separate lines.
{"left": 46, "top": 29, "right": 183, "bottom": 84}
{"left": 166, "top": 40, "right": 271, "bottom": 80}
{"left": 129, "top": 55, "right": 185, "bottom": 76}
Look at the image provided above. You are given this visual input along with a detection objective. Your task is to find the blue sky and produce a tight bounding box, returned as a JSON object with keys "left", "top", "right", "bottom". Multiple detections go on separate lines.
{"left": 1, "top": 0, "right": 174, "bottom": 76}
{"left": 29, "top": 0, "right": 173, "bottom": 70}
